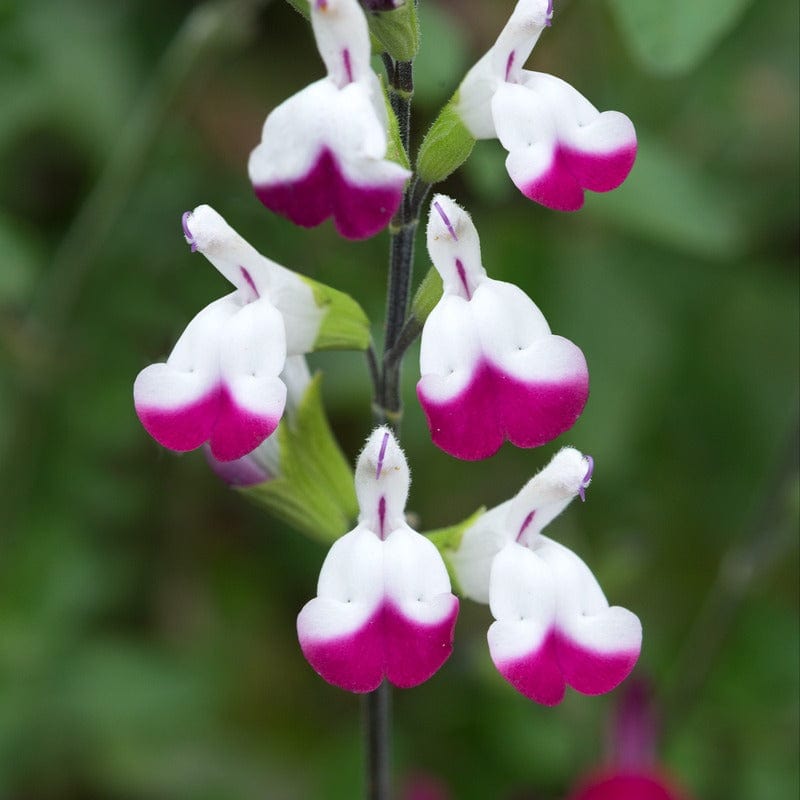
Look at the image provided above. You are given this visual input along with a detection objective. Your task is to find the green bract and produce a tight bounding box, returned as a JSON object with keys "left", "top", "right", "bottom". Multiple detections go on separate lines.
{"left": 416, "top": 96, "right": 476, "bottom": 185}
{"left": 242, "top": 374, "right": 357, "bottom": 543}
{"left": 410, "top": 265, "right": 443, "bottom": 326}
{"left": 303, "top": 276, "right": 371, "bottom": 351}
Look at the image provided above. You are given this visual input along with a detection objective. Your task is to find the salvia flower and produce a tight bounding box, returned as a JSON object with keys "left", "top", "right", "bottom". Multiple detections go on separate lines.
{"left": 248, "top": 0, "right": 411, "bottom": 239}
{"left": 566, "top": 681, "right": 694, "bottom": 800}
{"left": 297, "top": 427, "right": 459, "bottom": 692}
{"left": 134, "top": 205, "right": 368, "bottom": 462}
{"left": 417, "top": 195, "right": 588, "bottom": 460}
{"left": 451, "top": 448, "right": 641, "bottom": 705}
{"left": 454, "top": 0, "right": 636, "bottom": 211}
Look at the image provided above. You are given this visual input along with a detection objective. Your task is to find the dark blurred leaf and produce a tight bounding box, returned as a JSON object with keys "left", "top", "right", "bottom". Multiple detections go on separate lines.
{"left": 607, "top": 0, "right": 756, "bottom": 76}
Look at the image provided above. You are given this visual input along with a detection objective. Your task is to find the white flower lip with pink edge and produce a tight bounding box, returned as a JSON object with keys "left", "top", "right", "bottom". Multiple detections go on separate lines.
{"left": 452, "top": 448, "right": 641, "bottom": 706}
{"left": 248, "top": 0, "right": 411, "bottom": 239}
{"left": 296, "top": 427, "right": 459, "bottom": 692}
{"left": 416, "top": 195, "right": 589, "bottom": 460}
{"left": 455, "top": 0, "right": 636, "bottom": 211}
{"left": 133, "top": 206, "right": 326, "bottom": 462}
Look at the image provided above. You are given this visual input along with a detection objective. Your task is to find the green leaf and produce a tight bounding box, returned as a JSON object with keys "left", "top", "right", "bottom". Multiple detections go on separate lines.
{"left": 607, "top": 0, "right": 756, "bottom": 76}
{"left": 241, "top": 374, "right": 357, "bottom": 543}
{"left": 425, "top": 506, "right": 486, "bottom": 593}
{"left": 416, "top": 95, "right": 476, "bottom": 185}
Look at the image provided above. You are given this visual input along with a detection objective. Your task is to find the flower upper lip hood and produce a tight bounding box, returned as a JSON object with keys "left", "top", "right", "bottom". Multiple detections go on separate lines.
{"left": 416, "top": 195, "right": 589, "bottom": 460}
{"left": 248, "top": 0, "right": 411, "bottom": 240}
{"left": 451, "top": 448, "right": 641, "bottom": 706}
{"left": 454, "top": 0, "right": 636, "bottom": 211}
{"left": 297, "top": 427, "right": 459, "bottom": 693}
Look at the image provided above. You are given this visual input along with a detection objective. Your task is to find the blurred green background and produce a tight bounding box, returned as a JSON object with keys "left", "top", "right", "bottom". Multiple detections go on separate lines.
{"left": 0, "top": 0, "right": 797, "bottom": 798}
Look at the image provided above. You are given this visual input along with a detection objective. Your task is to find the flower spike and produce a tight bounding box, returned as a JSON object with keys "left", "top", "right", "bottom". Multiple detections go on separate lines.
{"left": 249, "top": 0, "right": 411, "bottom": 239}
{"left": 450, "top": 449, "right": 641, "bottom": 706}
{"left": 451, "top": 0, "right": 636, "bottom": 210}
{"left": 297, "top": 428, "right": 459, "bottom": 692}
{"left": 417, "top": 195, "right": 589, "bottom": 460}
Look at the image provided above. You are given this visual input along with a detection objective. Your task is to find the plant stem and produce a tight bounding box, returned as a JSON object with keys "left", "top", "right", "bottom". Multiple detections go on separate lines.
{"left": 361, "top": 57, "right": 425, "bottom": 800}
{"left": 363, "top": 680, "right": 392, "bottom": 800}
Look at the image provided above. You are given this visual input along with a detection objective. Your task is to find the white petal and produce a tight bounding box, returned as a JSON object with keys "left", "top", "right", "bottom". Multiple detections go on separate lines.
{"left": 249, "top": 79, "right": 391, "bottom": 187}
{"left": 469, "top": 278, "right": 551, "bottom": 363}
{"left": 354, "top": 427, "right": 410, "bottom": 537}
{"left": 383, "top": 525, "right": 455, "bottom": 625}
{"left": 300, "top": 527, "right": 384, "bottom": 640}
{"left": 218, "top": 296, "right": 287, "bottom": 420}
{"left": 455, "top": 52, "right": 501, "bottom": 140}
{"left": 535, "top": 537, "right": 642, "bottom": 655}
{"left": 311, "top": 0, "right": 372, "bottom": 88}
{"left": 492, "top": 81, "right": 558, "bottom": 161}
{"left": 450, "top": 500, "right": 514, "bottom": 603}
{"left": 427, "top": 194, "right": 486, "bottom": 299}
{"left": 455, "top": 0, "right": 552, "bottom": 138}
{"left": 134, "top": 294, "right": 238, "bottom": 411}
{"left": 418, "top": 296, "right": 483, "bottom": 402}
{"left": 506, "top": 448, "right": 592, "bottom": 546}
{"left": 487, "top": 542, "right": 557, "bottom": 662}
{"left": 183, "top": 205, "right": 269, "bottom": 301}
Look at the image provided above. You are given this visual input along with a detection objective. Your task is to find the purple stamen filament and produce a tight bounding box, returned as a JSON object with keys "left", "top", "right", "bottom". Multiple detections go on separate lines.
{"left": 433, "top": 201, "right": 458, "bottom": 241}
{"left": 181, "top": 211, "right": 197, "bottom": 252}
{"left": 455, "top": 258, "right": 471, "bottom": 300}
{"left": 505, "top": 51, "right": 515, "bottom": 81}
{"left": 578, "top": 454, "right": 594, "bottom": 502}
{"left": 546, "top": 0, "right": 554, "bottom": 26}
{"left": 378, "top": 495, "right": 386, "bottom": 540}
{"left": 342, "top": 49, "right": 353, "bottom": 84}
{"left": 239, "top": 266, "right": 260, "bottom": 299}
{"left": 516, "top": 510, "right": 536, "bottom": 543}
{"left": 375, "top": 431, "right": 390, "bottom": 479}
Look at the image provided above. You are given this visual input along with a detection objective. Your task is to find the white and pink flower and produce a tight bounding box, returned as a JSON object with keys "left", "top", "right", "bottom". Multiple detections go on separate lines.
{"left": 134, "top": 206, "right": 327, "bottom": 462}
{"left": 248, "top": 0, "right": 411, "bottom": 239}
{"left": 455, "top": 0, "right": 637, "bottom": 211}
{"left": 417, "top": 195, "right": 588, "bottom": 460}
{"left": 452, "top": 448, "right": 641, "bottom": 705}
{"left": 297, "top": 427, "right": 459, "bottom": 692}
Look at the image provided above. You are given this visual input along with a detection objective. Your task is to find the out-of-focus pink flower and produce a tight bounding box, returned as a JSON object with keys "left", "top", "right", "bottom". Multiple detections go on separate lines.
{"left": 566, "top": 682, "right": 695, "bottom": 800}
